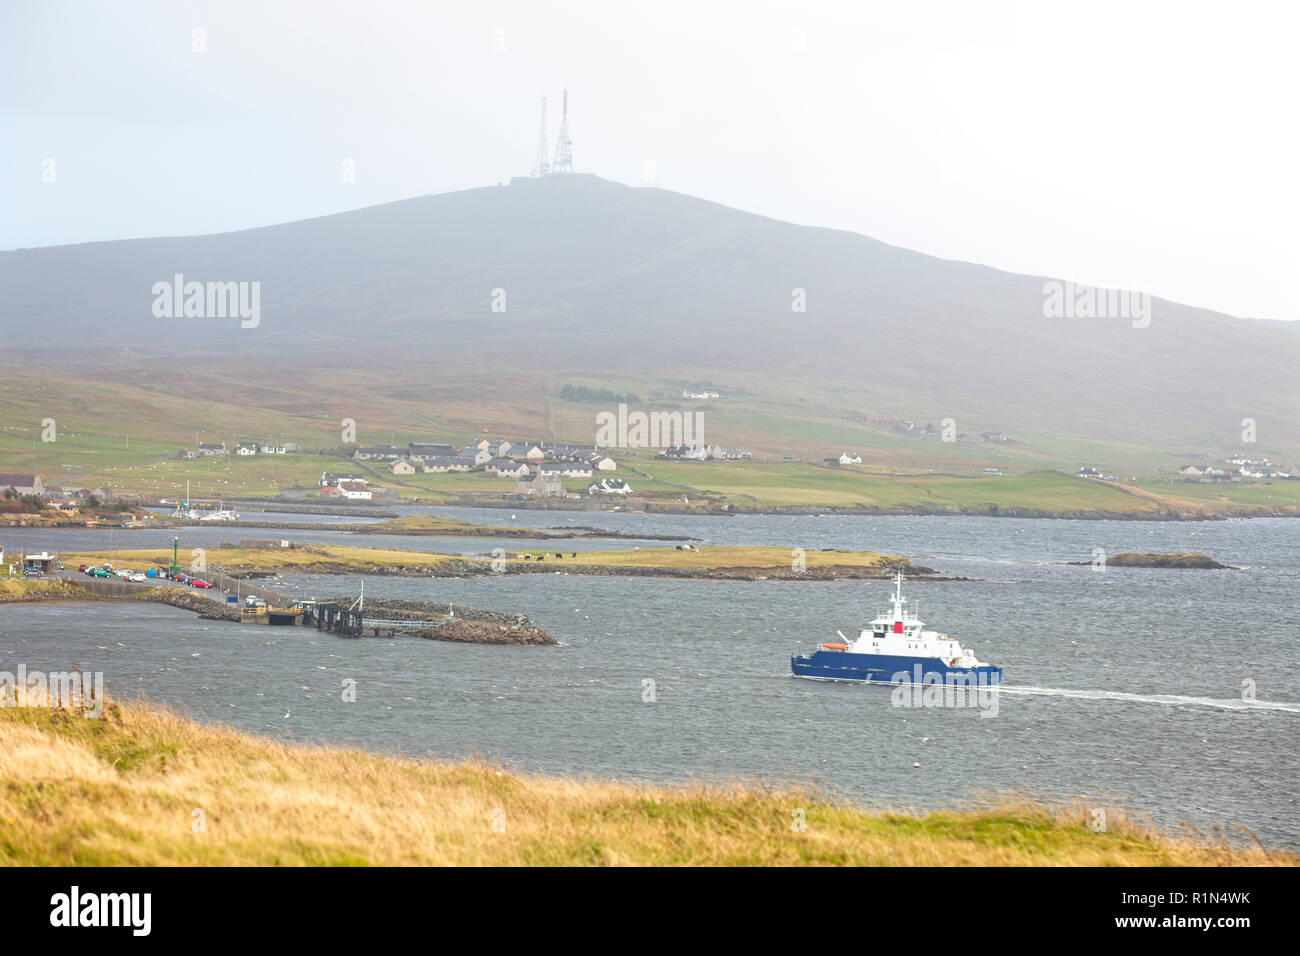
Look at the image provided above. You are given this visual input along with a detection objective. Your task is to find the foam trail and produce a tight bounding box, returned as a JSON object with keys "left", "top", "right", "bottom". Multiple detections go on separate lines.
{"left": 997, "top": 684, "right": 1300, "bottom": 714}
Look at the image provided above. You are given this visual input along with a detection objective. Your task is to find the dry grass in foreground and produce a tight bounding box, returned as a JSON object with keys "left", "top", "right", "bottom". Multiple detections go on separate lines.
{"left": 0, "top": 699, "right": 1291, "bottom": 866}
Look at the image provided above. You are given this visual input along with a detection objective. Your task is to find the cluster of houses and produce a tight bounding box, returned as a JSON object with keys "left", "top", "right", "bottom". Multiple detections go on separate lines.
{"left": 877, "top": 420, "right": 1013, "bottom": 444}
{"left": 657, "top": 444, "right": 751, "bottom": 461}
{"left": 353, "top": 441, "right": 618, "bottom": 480}
{"left": 0, "top": 473, "right": 116, "bottom": 514}
{"left": 178, "top": 442, "right": 294, "bottom": 458}
{"left": 1177, "top": 463, "right": 1295, "bottom": 482}
{"left": 1075, "top": 463, "right": 1297, "bottom": 483}
{"left": 326, "top": 441, "right": 634, "bottom": 499}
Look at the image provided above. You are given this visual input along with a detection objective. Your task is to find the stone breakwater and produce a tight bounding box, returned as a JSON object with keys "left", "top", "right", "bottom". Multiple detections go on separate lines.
{"left": 0, "top": 579, "right": 241, "bottom": 620}
{"left": 324, "top": 596, "right": 556, "bottom": 645}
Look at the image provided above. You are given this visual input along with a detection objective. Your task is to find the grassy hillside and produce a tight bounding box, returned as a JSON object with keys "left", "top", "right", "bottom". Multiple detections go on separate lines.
{"left": 2, "top": 360, "right": 1297, "bottom": 514}
{"left": 0, "top": 699, "right": 1287, "bottom": 866}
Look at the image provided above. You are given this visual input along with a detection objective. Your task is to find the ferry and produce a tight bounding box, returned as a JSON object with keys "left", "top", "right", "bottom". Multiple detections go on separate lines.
{"left": 791, "top": 572, "right": 1002, "bottom": 685}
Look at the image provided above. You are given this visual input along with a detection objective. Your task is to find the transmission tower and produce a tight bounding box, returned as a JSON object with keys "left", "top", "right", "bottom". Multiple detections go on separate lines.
{"left": 531, "top": 95, "right": 550, "bottom": 177}
{"left": 551, "top": 89, "right": 574, "bottom": 173}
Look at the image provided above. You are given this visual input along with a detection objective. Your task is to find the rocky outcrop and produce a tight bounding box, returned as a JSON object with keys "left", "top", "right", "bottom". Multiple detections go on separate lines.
{"left": 1103, "top": 552, "right": 1230, "bottom": 569}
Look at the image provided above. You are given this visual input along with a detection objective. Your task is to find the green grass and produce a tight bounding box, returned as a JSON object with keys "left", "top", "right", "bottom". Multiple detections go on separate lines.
{"left": 2, "top": 362, "right": 1296, "bottom": 514}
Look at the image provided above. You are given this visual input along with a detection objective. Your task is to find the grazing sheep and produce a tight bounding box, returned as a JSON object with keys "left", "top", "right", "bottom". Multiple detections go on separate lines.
{"left": 537, "top": 555, "right": 545, "bottom": 562}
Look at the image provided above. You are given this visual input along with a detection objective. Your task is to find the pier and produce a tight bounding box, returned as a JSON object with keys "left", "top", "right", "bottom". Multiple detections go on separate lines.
{"left": 313, "top": 601, "right": 451, "bottom": 637}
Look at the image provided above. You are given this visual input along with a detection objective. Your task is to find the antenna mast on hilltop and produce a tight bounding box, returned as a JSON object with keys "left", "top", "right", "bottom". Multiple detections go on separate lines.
{"left": 531, "top": 94, "right": 550, "bottom": 177}
{"left": 552, "top": 89, "right": 574, "bottom": 173}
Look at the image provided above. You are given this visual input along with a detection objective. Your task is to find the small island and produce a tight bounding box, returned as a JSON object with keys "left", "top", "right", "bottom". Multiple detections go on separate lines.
{"left": 53, "top": 544, "right": 929, "bottom": 581}
{"left": 1068, "top": 552, "right": 1231, "bottom": 569}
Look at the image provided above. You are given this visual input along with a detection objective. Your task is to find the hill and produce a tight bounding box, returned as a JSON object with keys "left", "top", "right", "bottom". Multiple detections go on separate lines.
{"left": 1, "top": 175, "right": 1296, "bottom": 478}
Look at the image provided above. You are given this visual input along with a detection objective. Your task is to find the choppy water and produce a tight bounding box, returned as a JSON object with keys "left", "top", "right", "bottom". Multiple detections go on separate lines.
{"left": 3, "top": 512, "right": 1297, "bottom": 848}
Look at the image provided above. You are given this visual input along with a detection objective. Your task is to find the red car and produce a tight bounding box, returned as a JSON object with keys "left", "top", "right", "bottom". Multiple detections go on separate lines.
{"left": 191, "top": 579, "right": 214, "bottom": 589}
{"left": 78, "top": 564, "right": 89, "bottom": 572}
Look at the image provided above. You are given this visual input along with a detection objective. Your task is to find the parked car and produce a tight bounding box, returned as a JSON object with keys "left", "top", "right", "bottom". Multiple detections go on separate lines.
{"left": 89, "top": 567, "right": 111, "bottom": 578}
{"left": 115, "top": 569, "right": 132, "bottom": 579}
{"left": 22, "top": 567, "right": 43, "bottom": 577}
{"left": 128, "top": 572, "right": 146, "bottom": 583}
{"left": 191, "top": 579, "right": 213, "bottom": 589}
{"left": 77, "top": 564, "right": 89, "bottom": 572}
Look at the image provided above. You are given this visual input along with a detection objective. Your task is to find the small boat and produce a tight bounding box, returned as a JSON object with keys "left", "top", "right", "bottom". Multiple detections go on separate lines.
{"left": 791, "top": 572, "right": 1002, "bottom": 685}
{"left": 199, "top": 509, "right": 239, "bottom": 522}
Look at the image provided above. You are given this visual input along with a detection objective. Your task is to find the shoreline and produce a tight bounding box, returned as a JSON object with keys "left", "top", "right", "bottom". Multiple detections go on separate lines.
{"left": 0, "top": 579, "right": 556, "bottom": 645}
{"left": 374, "top": 498, "right": 1300, "bottom": 521}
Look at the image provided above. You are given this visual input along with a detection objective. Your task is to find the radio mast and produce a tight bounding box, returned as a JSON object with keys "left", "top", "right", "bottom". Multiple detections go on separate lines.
{"left": 551, "top": 89, "right": 574, "bottom": 173}
{"left": 531, "top": 95, "right": 550, "bottom": 177}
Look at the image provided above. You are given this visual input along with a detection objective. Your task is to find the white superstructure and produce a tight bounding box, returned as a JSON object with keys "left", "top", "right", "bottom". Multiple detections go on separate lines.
{"left": 838, "top": 573, "right": 989, "bottom": 669}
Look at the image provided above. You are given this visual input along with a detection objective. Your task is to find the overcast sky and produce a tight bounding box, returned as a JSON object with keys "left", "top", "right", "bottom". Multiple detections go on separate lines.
{"left": 3, "top": 0, "right": 1297, "bottom": 320}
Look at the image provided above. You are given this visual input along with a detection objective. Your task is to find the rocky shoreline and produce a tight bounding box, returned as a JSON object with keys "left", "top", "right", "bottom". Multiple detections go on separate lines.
{"left": 415, "top": 496, "right": 1300, "bottom": 521}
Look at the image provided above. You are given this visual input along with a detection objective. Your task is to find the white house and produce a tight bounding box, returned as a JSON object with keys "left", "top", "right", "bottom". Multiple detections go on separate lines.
{"left": 541, "top": 462, "right": 592, "bottom": 479}
{"left": 353, "top": 446, "right": 403, "bottom": 461}
{"left": 422, "top": 458, "right": 473, "bottom": 473}
{"left": 590, "top": 477, "right": 632, "bottom": 495}
{"left": 321, "top": 472, "right": 365, "bottom": 487}
{"left": 262, "top": 443, "right": 287, "bottom": 455}
{"left": 337, "top": 481, "right": 373, "bottom": 500}
{"left": 485, "top": 459, "right": 530, "bottom": 478}
{"left": 839, "top": 452, "right": 862, "bottom": 465}
{"left": 235, "top": 442, "right": 258, "bottom": 456}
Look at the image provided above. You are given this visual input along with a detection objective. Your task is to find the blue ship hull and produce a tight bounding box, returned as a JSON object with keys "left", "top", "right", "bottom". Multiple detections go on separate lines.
{"left": 791, "top": 649, "right": 1002, "bottom": 685}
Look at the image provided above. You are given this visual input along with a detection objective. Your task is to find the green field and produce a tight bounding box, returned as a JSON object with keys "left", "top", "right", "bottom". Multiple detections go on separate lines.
{"left": 1, "top": 361, "right": 1296, "bottom": 515}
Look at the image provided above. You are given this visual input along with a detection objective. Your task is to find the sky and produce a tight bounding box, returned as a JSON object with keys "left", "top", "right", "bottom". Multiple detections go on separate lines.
{"left": 3, "top": 0, "right": 1297, "bottom": 321}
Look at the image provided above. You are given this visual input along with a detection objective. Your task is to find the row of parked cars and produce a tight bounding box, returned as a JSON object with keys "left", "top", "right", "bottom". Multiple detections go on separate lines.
{"left": 77, "top": 564, "right": 213, "bottom": 588}
{"left": 162, "top": 569, "right": 214, "bottom": 588}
